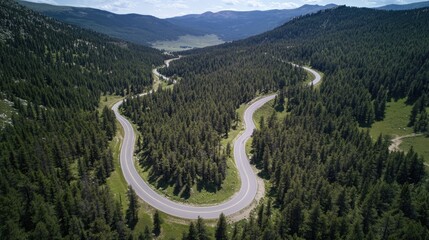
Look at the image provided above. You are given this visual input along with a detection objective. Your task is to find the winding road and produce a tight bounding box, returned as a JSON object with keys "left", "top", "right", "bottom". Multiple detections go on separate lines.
{"left": 291, "top": 63, "right": 322, "bottom": 86}
{"left": 302, "top": 66, "right": 322, "bottom": 86}
{"left": 152, "top": 56, "right": 181, "bottom": 81}
{"left": 112, "top": 60, "right": 321, "bottom": 219}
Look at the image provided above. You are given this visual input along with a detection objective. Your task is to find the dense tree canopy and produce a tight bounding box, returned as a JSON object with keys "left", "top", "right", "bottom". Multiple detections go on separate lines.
{"left": 1, "top": 1, "right": 429, "bottom": 238}
{"left": 0, "top": 1, "right": 163, "bottom": 238}
{"left": 0, "top": 1, "right": 163, "bottom": 111}
{"left": 172, "top": 6, "right": 429, "bottom": 239}
{"left": 246, "top": 6, "right": 429, "bottom": 127}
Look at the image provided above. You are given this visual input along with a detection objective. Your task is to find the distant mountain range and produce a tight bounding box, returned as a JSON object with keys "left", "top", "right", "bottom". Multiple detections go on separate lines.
{"left": 18, "top": 0, "right": 338, "bottom": 46}
{"left": 166, "top": 4, "right": 337, "bottom": 41}
{"left": 19, "top": 0, "right": 429, "bottom": 49}
{"left": 376, "top": 1, "right": 429, "bottom": 10}
{"left": 18, "top": 1, "right": 203, "bottom": 45}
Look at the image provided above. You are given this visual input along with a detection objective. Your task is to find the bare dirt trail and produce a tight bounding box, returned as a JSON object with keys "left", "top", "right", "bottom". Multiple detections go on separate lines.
{"left": 388, "top": 133, "right": 429, "bottom": 167}
{"left": 388, "top": 133, "right": 423, "bottom": 152}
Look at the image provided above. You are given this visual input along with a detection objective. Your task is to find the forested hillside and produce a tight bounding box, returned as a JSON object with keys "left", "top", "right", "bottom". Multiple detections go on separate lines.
{"left": 158, "top": 6, "right": 429, "bottom": 239}
{"left": 0, "top": 1, "right": 163, "bottom": 238}
{"left": 246, "top": 6, "right": 429, "bottom": 127}
{"left": 19, "top": 0, "right": 203, "bottom": 45}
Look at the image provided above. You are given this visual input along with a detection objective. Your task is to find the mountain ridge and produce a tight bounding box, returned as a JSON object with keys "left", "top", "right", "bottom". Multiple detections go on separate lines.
{"left": 19, "top": 0, "right": 429, "bottom": 48}
{"left": 166, "top": 4, "right": 337, "bottom": 41}
{"left": 19, "top": 1, "right": 338, "bottom": 45}
{"left": 376, "top": 1, "right": 429, "bottom": 10}
{"left": 18, "top": 0, "right": 204, "bottom": 45}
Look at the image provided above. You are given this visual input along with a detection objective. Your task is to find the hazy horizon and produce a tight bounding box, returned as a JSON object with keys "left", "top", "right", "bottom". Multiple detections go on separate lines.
{"left": 23, "top": 0, "right": 427, "bottom": 18}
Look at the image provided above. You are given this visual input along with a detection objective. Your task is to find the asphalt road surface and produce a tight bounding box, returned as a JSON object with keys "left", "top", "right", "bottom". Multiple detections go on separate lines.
{"left": 303, "top": 66, "right": 322, "bottom": 86}
{"left": 112, "top": 61, "right": 321, "bottom": 219}
{"left": 152, "top": 56, "right": 181, "bottom": 81}
{"left": 290, "top": 63, "right": 322, "bottom": 86}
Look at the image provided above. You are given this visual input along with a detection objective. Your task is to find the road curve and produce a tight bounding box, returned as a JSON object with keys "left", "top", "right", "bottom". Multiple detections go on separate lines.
{"left": 303, "top": 66, "right": 322, "bottom": 86}
{"left": 291, "top": 63, "right": 322, "bottom": 86}
{"left": 152, "top": 56, "right": 181, "bottom": 81}
{"left": 112, "top": 61, "right": 321, "bottom": 219}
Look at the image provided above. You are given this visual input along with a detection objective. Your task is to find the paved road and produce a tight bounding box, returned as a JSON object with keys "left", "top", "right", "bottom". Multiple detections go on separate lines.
{"left": 303, "top": 66, "right": 322, "bottom": 86}
{"left": 112, "top": 61, "right": 321, "bottom": 219}
{"left": 290, "top": 63, "right": 322, "bottom": 86}
{"left": 152, "top": 56, "right": 181, "bottom": 81}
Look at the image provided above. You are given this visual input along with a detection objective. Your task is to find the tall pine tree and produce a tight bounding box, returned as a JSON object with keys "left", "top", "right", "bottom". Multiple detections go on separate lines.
{"left": 126, "top": 186, "right": 139, "bottom": 229}
{"left": 153, "top": 210, "right": 162, "bottom": 237}
{"left": 215, "top": 213, "right": 228, "bottom": 240}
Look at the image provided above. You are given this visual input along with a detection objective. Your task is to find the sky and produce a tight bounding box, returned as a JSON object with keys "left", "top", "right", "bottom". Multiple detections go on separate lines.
{"left": 25, "top": 0, "right": 425, "bottom": 18}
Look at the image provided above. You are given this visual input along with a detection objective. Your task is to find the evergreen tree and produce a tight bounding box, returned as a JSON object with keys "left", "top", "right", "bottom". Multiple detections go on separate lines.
{"left": 186, "top": 222, "right": 198, "bottom": 240}
{"left": 196, "top": 216, "right": 210, "bottom": 240}
{"left": 303, "top": 202, "right": 322, "bottom": 240}
{"left": 231, "top": 223, "right": 240, "bottom": 240}
{"left": 414, "top": 109, "right": 428, "bottom": 133}
{"left": 138, "top": 226, "right": 152, "bottom": 240}
{"left": 126, "top": 186, "right": 139, "bottom": 229}
{"left": 285, "top": 199, "right": 304, "bottom": 235}
{"left": 215, "top": 213, "right": 228, "bottom": 240}
{"left": 226, "top": 143, "right": 232, "bottom": 157}
{"left": 398, "top": 184, "right": 415, "bottom": 219}
{"left": 346, "top": 215, "right": 364, "bottom": 240}
{"left": 153, "top": 210, "right": 162, "bottom": 237}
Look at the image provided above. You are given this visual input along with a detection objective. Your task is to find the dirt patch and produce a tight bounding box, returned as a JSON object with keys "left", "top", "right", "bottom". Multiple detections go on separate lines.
{"left": 388, "top": 133, "right": 423, "bottom": 152}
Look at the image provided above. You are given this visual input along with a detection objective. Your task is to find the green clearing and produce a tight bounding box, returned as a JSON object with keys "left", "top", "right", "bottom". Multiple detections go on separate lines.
{"left": 98, "top": 94, "right": 123, "bottom": 112}
{"left": 366, "top": 98, "right": 429, "bottom": 166}
{"left": 105, "top": 113, "right": 127, "bottom": 209}
{"left": 151, "top": 34, "right": 224, "bottom": 52}
{"left": 153, "top": 68, "right": 176, "bottom": 92}
{"left": 131, "top": 205, "right": 200, "bottom": 240}
{"left": 159, "top": 81, "right": 175, "bottom": 91}
{"left": 368, "top": 98, "right": 413, "bottom": 139}
{"left": 252, "top": 98, "right": 288, "bottom": 131}
{"left": 400, "top": 135, "right": 429, "bottom": 165}
{"left": 152, "top": 69, "right": 161, "bottom": 92}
